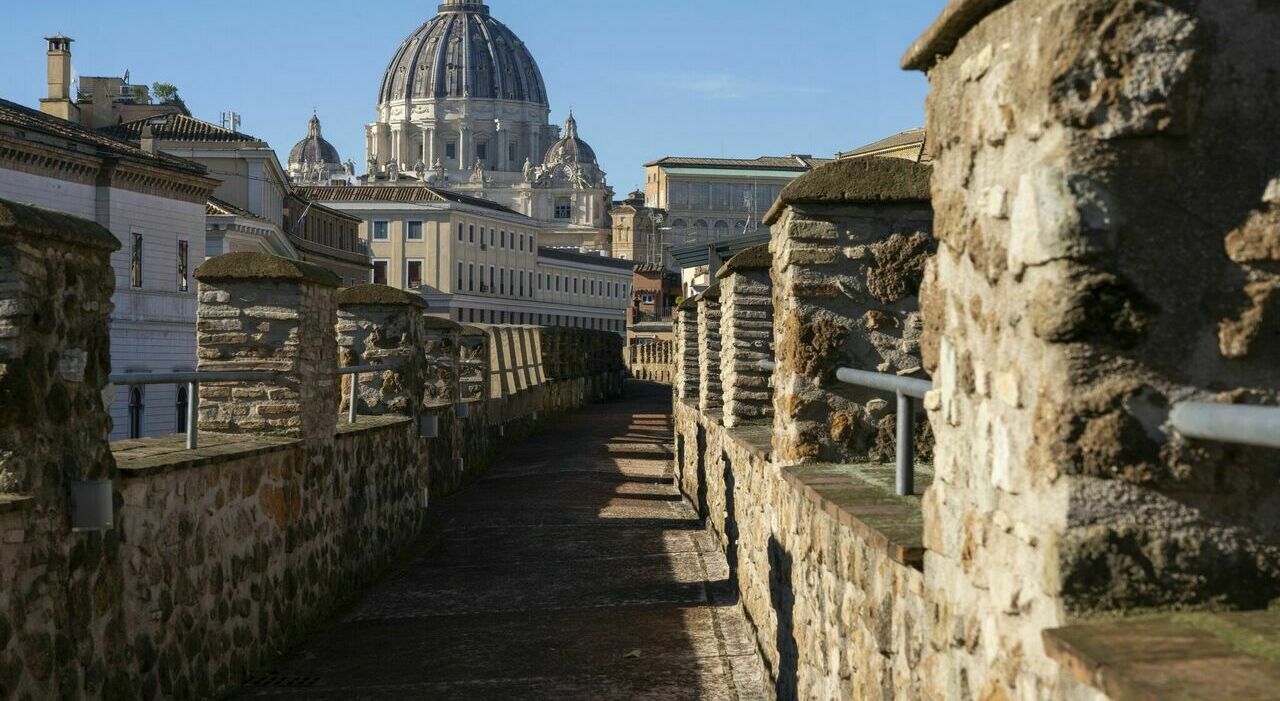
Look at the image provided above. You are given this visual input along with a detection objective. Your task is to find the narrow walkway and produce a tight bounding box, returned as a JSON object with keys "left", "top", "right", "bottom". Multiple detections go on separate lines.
{"left": 235, "top": 381, "right": 767, "bottom": 700}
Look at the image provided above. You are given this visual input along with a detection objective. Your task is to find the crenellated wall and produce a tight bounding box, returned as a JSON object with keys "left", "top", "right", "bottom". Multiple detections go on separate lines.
{"left": 0, "top": 229, "right": 625, "bottom": 700}
{"left": 624, "top": 340, "right": 675, "bottom": 384}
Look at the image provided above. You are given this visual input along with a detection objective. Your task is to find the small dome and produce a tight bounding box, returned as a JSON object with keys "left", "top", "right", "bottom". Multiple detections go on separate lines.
{"left": 543, "top": 112, "right": 596, "bottom": 166}
{"left": 288, "top": 114, "right": 341, "bottom": 167}
{"left": 378, "top": 0, "right": 548, "bottom": 107}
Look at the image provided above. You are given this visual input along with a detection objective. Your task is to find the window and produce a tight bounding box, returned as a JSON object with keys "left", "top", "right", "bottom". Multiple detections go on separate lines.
{"left": 373, "top": 221, "right": 389, "bottom": 241}
{"left": 642, "top": 293, "right": 655, "bottom": 304}
{"left": 446, "top": 142, "right": 457, "bottom": 160}
{"left": 573, "top": 277, "right": 579, "bottom": 294}
{"left": 457, "top": 223, "right": 464, "bottom": 242}
{"left": 519, "top": 233, "right": 525, "bottom": 252}
{"left": 176, "top": 386, "right": 188, "bottom": 433}
{"left": 406, "top": 260, "right": 424, "bottom": 289}
{"left": 500, "top": 230, "right": 506, "bottom": 248}
{"left": 591, "top": 280, "right": 596, "bottom": 295}
{"left": 519, "top": 270, "right": 525, "bottom": 297}
{"left": 469, "top": 309, "right": 476, "bottom": 323}
{"left": 177, "top": 240, "right": 189, "bottom": 292}
{"left": 499, "top": 267, "right": 505, "bottom": 295}
{"left": 457, "top": 308, "right": 464, "bottom": 322}
{"left": 128, "top": 387, "right": 144, "bottom": 439}
{"left": 489, "top": 265, "right": 495, "bottom": 293}
{"left": 538, "top": 273, "right": 543, "bottom": 291}
{"left": 528, "top": 233, "right": 535, "bottom": 251}
{"left": 508, "top": 142, "right": 516, "bottom": 163}
{"left": 468, "top": 263, "right": 475, "bottom": 292}
{"left": 509, "top": 270, "right": 515, "bottom": 297}
{"left": 407, "top": 221, "right": 424, "bottom": 241}
{"left": 489, "top": 228, "right": 495, "bottom": 246}
{"left": 476, "top": 143, "right": 487, "bottom": 162}
{"left": 130, "top": 232, "right": 143, "bottom": 288}
{"left": 469, "top": 225, "right": 475, "bottom": 244}
{"left": 372, "top": 260, "right": 389, "bottom": 285}
{"left": 457, "top": 262, "right": 464, "bottom": 290}
{"left": 554, "top": 197, "right": 572, "bottom": 220}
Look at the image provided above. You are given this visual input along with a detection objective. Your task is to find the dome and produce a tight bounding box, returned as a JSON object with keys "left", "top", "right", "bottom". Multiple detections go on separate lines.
{"left": 378, "top": 0, "right": 548, "bottom": 107}
{"left": 543, "top": 113, "right": 596, "bottom": 165}
{"left": 289, "top": 114, "right": 341, "bottom": 167}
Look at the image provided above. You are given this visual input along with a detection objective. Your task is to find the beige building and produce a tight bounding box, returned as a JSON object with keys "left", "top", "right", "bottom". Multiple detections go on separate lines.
{"left": 296, "top": 185, "right": 631, "bottom": 333}
{"left": 610, "top": 190, "right": 665, "bottom": 264}
{"left": 643, "top": 155, "right": 830, "bottom": 249}
{"left": 39, "top": 35, "right": 188, "bottom": 128}
{"left": 836, "top": 127, "right": 930, "bottom": 163}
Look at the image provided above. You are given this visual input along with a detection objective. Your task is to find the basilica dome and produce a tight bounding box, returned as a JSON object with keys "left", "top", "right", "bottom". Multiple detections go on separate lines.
{"left": 378, "top": 0, "right": 548, "bottom": 107}
{"left": 543, "top": 112, "right": 597, "bottom": 165}
{"left": 288, "top": 114, "right": 341, "bottom": 168}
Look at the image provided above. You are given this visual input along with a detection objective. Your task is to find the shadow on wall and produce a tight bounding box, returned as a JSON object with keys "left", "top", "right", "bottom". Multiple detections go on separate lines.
{"left": 723, "top": 449, "right": 740, "bottom": 602}
{"left": 769, "top": 536, "right": 799, "bottom": 701}
{"left": 695, "top": 423, "right": 709, "bottom": 521}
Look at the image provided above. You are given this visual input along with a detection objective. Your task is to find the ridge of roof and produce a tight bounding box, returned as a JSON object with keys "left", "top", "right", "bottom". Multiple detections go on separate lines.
{"left": 644, "top": 155, "right": 834, "bottom": 170}
{"left": 102, "top": 113, "right": 263, "bottom": 144}
{"left": 537, "top": 246, "right": 636, "bottom": 271}
{"left": 295, "top": 185, "right": 525, "bottom": 217}
{"left": 839, "top": 128, "right": 926, "bottom": 159}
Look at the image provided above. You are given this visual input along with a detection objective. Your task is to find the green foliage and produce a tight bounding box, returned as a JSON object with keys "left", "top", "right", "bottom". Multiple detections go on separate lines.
{"left": 152, "top": 82, "right": 181, "bottom": 104}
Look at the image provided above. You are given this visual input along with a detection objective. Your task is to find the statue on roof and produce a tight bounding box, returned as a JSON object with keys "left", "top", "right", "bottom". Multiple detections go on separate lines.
{"left": 367, "top": 155, "right": 379, "bottom": 177}
{"left": 387, "top": 159, "right": 400, "bottom": 181}
{"left": 414, "top": 159, "right": 427, "bottom": 181}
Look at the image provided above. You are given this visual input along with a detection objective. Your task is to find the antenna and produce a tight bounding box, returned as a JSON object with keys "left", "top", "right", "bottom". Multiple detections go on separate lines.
{"left": 220, "top": 111, "right": 241, "bottom": 132}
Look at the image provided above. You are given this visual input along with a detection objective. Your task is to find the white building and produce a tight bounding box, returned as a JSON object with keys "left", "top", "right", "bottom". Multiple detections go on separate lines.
{"left": 290, "top": 0, "right": 615, "bottom": 253}
{"left": 0, "top": 97, "right": 218, "bottom": 441}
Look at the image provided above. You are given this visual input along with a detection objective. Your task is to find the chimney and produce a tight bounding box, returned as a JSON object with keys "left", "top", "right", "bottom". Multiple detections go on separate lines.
{"left": 140, "top": 122, "right": 158, "bottom": 155}
{"left": 39, "top": 35, "right": 79, "bottom": 122}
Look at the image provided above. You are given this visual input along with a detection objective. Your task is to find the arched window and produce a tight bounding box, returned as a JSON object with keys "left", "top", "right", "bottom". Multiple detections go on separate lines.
{"left": 670, "top": 219, "right": 687, "bottom": 244}
{"left": 692, "top": 220, "right": 710, "bottom": 242}
{"left": 713, "top": 220, "right": 731, "bottom": 240}
{"left": 554, "top": 197, "right": 572, "bottom": 220}
{"left": 176, "top": 386, "right": 188, "bottom": 434}
{"left": 128, "top": 387, "right": 144, "bottom": 439}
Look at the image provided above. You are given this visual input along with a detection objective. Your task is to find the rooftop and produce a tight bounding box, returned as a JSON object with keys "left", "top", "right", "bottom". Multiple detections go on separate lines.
{"left": 102, "top": 113, "right": 263, "bottom": 145}
{"left": 645, "top": 155, "right": 833, "bottom": 171}
{"left": 295, "top": 185, "right": 525, "bottom": 218}
{"left": 0, "top": 98, "right": 207, "bottom": 176}
{"left": 537, "top": 247, "right": 637, "bottom": 272}
{"left": 838, "top": 128, "right": 927, "bottom": 161}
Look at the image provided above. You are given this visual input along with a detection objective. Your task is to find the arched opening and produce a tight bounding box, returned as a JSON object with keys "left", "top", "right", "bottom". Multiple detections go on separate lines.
{"left": 176, "top": 386, "right": 188, "bottom": 434}
{"left": 128, "top": 387, "right": 144, "bottom": 439}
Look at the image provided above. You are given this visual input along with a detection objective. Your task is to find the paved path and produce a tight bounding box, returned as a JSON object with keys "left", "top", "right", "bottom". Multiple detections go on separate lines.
{"left": 235, "top": 381, "right": 767, "bottom": 700}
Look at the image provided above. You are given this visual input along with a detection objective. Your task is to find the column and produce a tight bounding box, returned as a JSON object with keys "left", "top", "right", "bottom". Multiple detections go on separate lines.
{"left": 717, "top": 244, "right": 774, "bottom": 428}
{"left": 426, "top": 127, "right": 436, "bottom": 165}
{"left": 697, "top": 288, "right": 723, "bottom": 413}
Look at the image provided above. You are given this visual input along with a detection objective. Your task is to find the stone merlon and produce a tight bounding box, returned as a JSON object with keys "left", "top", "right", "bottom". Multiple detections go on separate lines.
{"left": 716, "top": 243, "right": 772, "bottom": 280}
{"left": 900, "top": 0, "right": 1011, "bottom": 71}
{"left": 0, "top": 198, "right": 119, "bottom": 251}
{"left": 337, "top": 284, "right": 429, "bottom": 309}
{"left": 194, "top": 251, "right": 342, "bottom": 287}
{"left": 763, "top": 156, "right": 933, "bottom": 224}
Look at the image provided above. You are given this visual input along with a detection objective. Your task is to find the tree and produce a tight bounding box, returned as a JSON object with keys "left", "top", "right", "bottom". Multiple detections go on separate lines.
{"left": 152, "top": 82, "right": 181, "bottom": 104}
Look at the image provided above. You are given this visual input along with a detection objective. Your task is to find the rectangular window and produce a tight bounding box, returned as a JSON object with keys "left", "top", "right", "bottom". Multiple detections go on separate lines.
{"left": 529, "top": 233, "right": 536, "bottom": 251}
{"left": 468, "top": 263, "right": 475, "bottom": 292}
{"left": 373, "top": 260, "right": 389, "bottom": 285}
{"left": 519, "top": 270, "right": 525, "bottom": 297}
{"left": 406, "top": 259, "right": 424, "bottom": 289}
{"left": 446, "top": 143, "right": 457, "bottom": 160}
{"left": 489, "top": 228, "right": 495, "bottom": 246}
{"left": 537, "top": 273, "right": 542, "bottom": 291}
{"left": 407, "top": 221, "right": 424, "bottom": 241}
{"left": 476, "top": 143, "right": 487, "bottom": 161}
{"left": 130, "top": 232, "right": 143, "bottom": 288}
{"left": 470, "top": 308, "right": 476, "bottom": 323}
{"left": 573, "top": 277, "right": 579, "bottom": 294}
{"left": 555, "top": 198, "right": 572, "bottom": 219}
{"left": 469, "top": 224, "right": 475, "bottom": 244}
{"left": 519, "top": 233, "right": 525, "bottom": 252}
{"left": 510, "top": 270, "right": 515, "bottom": 296}
{"left": 177, "top": 240, "right": 189, "bottom": 292}
{"left": 457, "top": 223, "right": 464, "bottom": 242}
{"left": 499, "top": 267, "right": 505, "bottom": 295}
{"left": 373, "top": 221, "right": 390, "bottom": 241}
{"left": 591, "top": 280, "right": 596, "bottom": 295}
{"left": 489, "top": 265, "right": 495, "bottom": 293}
{"left": 500, "top": 230, "right": 506, "bottom": 248}
{"left": 457, "top": 262, "right": 464, "bottom": 290}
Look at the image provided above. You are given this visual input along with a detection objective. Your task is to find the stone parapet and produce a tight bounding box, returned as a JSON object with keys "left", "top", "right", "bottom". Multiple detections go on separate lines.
{"left": 675, "top": 302, "right": 700, "bottom": 401}
{"left": 336, "top": 284, "right": 428, "bottom": 417}
{"left": 626, "top": 340, "right": 675, "bottom": 384}
{"left": 697, "top": 287, "right": 723, "bottom": 413}
{"left": 717, "top": 244, "right": 774, "bottom": 428}
{"left": 767, "top": 158, "right": 934, "bottom": 464}
{"left": 909, "top": 2, "right": 1280, "bottom": 699}
{"left": 424, "top": 316, "right": 463, "bottom": 406}
{"left": 194, "top": 252, "right": 340, "bottom": 440}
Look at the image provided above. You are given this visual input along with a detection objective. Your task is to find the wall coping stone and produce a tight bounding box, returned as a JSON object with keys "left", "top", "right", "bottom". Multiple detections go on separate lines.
{"left": 336, "top": 415, "right": 413, "bottom": 435}
{"left": 764, "top": 157, "right": 933, "bottom": 224}
{"left": 676, "top": 295, "right": 700, "bottom": 312}
{"left": 337, "top": 284, "right": 428, "bottom": 308}
{"left": 1043, "top": 611, "right": 1280, "bottom": 701}
{"left": 194, "top": 251, "right": 342, "bottom": 287}
{"left": 0, "top": 197, "right": 120, "bottom": 251}
{"left": 460, "top": 324, "right": 489, "bottom": 335}
{"left": 702, "top": 282, "right": 722, "bottom": 302}
{"left": 113, "top": 433, "right": 299, "bottom": 478}
{"left": 900, "top": 0, "right": 1012, "bottom": 71}
{"left": 782, "top": 462, "right": 930, "bottom": 569}
{"left": 716, "top": 243, "right": 772, "bottom": 279}
{"left": 723, "top": 423, "right": 773, "bottom": 463}
{"left": 0, "top": 494, "right": 34, "bottom": 515}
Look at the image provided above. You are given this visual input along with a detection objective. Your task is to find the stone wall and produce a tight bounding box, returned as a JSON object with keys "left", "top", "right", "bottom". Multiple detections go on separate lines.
{"left": 624, "top": 340, "right": 674, "bottom": 384}
{"left": 903, "top": 1, "right": 1280, "bottom": 698}
{"left": 697, "top": 290, "right": 724, "bottom": 413}
{"left": 675, "top": 304, "right": 699, "bottom": 402}
{"left": 717, "top": 245, "right": 774, "bottom": 428}
{"left": 0, "top": 241, "right": 628, "bottom": 700}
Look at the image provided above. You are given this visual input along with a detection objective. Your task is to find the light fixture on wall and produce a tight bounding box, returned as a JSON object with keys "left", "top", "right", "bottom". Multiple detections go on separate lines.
{"left": 70, "top": 480, "right": 113, "bottom": 532}
{"left": 419, "top": 413, "right": 439, "bottom": 439}
{"left": 455, "top": 402, "right": 470, "bottom": 419}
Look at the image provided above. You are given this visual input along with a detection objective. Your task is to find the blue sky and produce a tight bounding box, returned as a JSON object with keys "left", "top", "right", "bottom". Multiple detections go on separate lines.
{"left": 1, "top": 1, "right": 946, "bottom": 193}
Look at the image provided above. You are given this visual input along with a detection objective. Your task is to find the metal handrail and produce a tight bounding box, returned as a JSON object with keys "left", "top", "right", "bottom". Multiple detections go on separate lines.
{"left": 1170, "top": 402, "right": 1280, "bottom": 449}
{"left": 109, "top": 370, "right": 286, "bottom": 449}
{"left": 336, "top": 361, "right": 403, "bottom": 425}
{"left": 759, "top": 359, "right": 933, "bottom": 496}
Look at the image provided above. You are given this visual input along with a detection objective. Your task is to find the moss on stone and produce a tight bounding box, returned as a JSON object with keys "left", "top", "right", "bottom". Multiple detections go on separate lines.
{"left": 337, "top": 284, "right": 428, "bottom": 308}
{"left": 423, "top": 315, "right": 463, "bottom": 330}
{"left": 0, "top": 198, "right": 120, "bottom": 251}
{"left": 716, "top": 243, "right": 772, "bottom": 279}
{"left": 764, "top": 157, "right": 932, "bottom": 224}
{"left": 901, "top": 0, "right": 1012, "bottom": 71}
{"left": 194, "top": 252, "right": 341, "bottom": 287}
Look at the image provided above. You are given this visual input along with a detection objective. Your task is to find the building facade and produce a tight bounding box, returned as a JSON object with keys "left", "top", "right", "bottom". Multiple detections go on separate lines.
{"left": 296, "top": 184, "right": 631, "bottom": 332}
{"left": 610, "top": 190, "right": 666, "bottom": 264}
{"left": 281, "top": 194, "right": 371, "bottom": 287}
{"left": 39, "top": 35, "right": 188, "bottom": 128}
{"left": 836, "top": 127, "right": 929, "bottom": 162}
{"left": 0, "top": 98, "right": 218, "bottom": 440}
{"left": 627, "top": 263, "right": 681, "bottom": 344}
{"left": 642, "top": 154, "right": 830, "bottom": 251}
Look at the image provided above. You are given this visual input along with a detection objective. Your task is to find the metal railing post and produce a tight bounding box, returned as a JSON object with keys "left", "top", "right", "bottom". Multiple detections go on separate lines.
{"left": 896, "top": 391, "right": 915, "bottom": 497}
{"left": 186, "top": 381, "right": 199, "bottom": 450}
{"left": 348, "top": 371, "right": 359, "bottom": 424}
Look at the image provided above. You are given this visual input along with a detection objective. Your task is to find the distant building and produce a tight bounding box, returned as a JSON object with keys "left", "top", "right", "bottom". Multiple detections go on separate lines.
{"left": 287, "top": 113, "right": 355, "bottom": 186}
{"left": 0, "top": 98, "right": 219, "bottom": 440}
{"left": 39, "top": 35, "right": 188, "bottom": 128}
{"left": 628, "top": 263, "right": 681, "bottom": 345}
{"left": 610, "top": 190, "right": 667, "bottom": 264}
{"left": 837, "top": 127, "right": 930, "bottom": 163}
{"left": 296, "top": 185, "right": 632, "bottom": 333}
{"left": 642, "top": 155, "right": 830, "bottom": 249}
{"left": 282, "top": 194, "right": 371, "bottom": 288}
{"left": 670, "top": 231, "right": 771, "bottom": 300}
